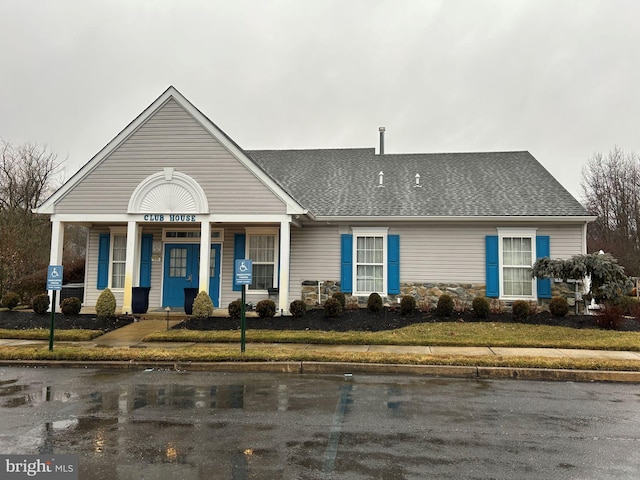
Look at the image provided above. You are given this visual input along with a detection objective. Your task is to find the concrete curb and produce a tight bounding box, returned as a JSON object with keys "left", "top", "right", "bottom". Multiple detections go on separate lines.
{"left": 1, "top": 360, "right": 640, "bottom": 383}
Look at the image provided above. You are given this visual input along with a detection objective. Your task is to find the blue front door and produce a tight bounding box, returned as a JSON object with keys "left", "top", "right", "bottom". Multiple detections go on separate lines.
{"left": 163, "top": 244, "right": 200, "bottom": 308}
{"left": 162, "top": 243, "right": 222, "bottom": 308}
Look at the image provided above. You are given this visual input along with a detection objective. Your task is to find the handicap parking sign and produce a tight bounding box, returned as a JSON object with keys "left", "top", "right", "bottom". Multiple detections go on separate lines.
{"left": 234, "top": 259, "right": 252, "bottom": 286}
{"left": 47, "top": 265, "right": 64, "bottom": 291}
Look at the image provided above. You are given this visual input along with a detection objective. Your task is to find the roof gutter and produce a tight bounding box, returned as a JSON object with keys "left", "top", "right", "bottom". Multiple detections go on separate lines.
{"left": 313, "top": 215, "right": 597, "bottom": 223}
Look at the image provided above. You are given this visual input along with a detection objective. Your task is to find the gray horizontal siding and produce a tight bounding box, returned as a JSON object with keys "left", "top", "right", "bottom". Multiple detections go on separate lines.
{"left": 55, "top": 99, "right": 286, "bottom": 215}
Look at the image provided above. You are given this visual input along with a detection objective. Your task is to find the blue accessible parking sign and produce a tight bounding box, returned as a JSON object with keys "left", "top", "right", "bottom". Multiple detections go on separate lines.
{"left": 234, "top": 259, "right": 252, "bottom": 286}
{"left": 47, "top": 265, "right": 64, "bottom": 291}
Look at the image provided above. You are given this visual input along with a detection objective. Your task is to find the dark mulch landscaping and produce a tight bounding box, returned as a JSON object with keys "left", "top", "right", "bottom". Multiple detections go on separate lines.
{"left": 0, "top": 310, "right": 134, "bottom": 333}
{"left": 175, "top": 308, "right": 640, "bottom": 333}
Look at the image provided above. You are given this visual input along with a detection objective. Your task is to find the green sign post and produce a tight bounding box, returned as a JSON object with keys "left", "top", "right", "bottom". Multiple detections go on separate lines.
{"left": 234, "top": 259, "right": 252, "bottom": 353}
{"left": 47, "top": 265, "right": 63, "bottom": 351}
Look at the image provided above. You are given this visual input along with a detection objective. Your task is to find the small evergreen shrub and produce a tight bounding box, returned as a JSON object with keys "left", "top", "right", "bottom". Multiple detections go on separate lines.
{"left": 332, "top": 292, "right": 346, "bottom": 309}
{"left": 228, "top": 299, "right": 242, "bottom": 319}
{"left": 61, "top": 297, "right": 82, "bottom": 315}
{"left": 324, "top": 297, "right": 342, "bottom": 318}
{"left": 472, "top": 297, "right": 490, "bottom": 319}
{"left": 597, "top": 305, "right": 624, "bottom": 330}
{"left": 1, "top": 291, "right": 20, "bottom": 310}
{"left": 31, "top": 294, "right": 50, "bottom": 314}
{"left": 256, "top": 299, "right": 276, "bottom": 318}
{"left": 400, "top": 296, "right": 416, "bottom": 316}
{"left": 192, "top": 291, "right": 214, "bottom": 319}
{"left": 549, "top": 297, "right": 569, "bottom": 318}
{"left": 95, "top": 288, "right": 116, "bottom": 318}
{"left": 435, "top": 294, "right": 454, "bottom": 317}
{"left": 367, "top": 293, "right": 383, "bottom": 313}
{"left": 512, "top": 300, "right": 530, "bottom": 320}
{"left": 289, "top": 299, "right": 306, "bottom": 318}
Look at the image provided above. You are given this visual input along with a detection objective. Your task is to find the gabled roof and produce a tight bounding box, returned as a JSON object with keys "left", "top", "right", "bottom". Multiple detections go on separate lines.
{"left": 247, "top": 148, "right": 590, "bottom": 219}
{"left": 36, "top": 86, "right": 306, "bottom": 215}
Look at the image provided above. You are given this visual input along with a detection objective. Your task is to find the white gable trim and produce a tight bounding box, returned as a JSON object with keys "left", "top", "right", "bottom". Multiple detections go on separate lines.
{"left": 36, "top": 86, "right": 306, "bottom": 215}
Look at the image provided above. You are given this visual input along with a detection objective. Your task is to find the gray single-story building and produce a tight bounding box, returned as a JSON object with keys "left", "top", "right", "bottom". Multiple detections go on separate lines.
{"left": 36, "top": 86, "right": 594, "bottom": 314}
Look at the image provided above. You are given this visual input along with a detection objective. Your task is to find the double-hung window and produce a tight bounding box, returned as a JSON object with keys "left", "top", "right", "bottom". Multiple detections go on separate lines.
{"left": 246, "top": 228, "right": 279, "bottom": 291}
{"left": 352, "top": 228, "right": 388, "bottom": 295}
{"left": 110, "top": 228, "right": 127, "bottom": 289}
{"left": 498, "top": 228, "right": 536, "bottom": 299}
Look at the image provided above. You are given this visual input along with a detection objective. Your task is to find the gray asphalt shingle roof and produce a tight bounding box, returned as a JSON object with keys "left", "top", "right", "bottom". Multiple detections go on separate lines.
{"left": 246, "top": 148, "right": 589, "bottom": 218}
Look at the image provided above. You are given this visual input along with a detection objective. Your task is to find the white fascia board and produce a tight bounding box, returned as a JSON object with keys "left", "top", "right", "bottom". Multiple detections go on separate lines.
{"left": 36, "top": 86, "right": 307, "bottom": 216}
{"left": 49, "top": 213, "right": 296, "bottom": 224}
{"left": 313, "top": 215, "right": 597, "bottom": 223}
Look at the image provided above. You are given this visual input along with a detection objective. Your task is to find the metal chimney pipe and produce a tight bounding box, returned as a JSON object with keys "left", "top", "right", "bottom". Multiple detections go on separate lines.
{"left": 378, "top": 127, "right": 385, "bottom": 155}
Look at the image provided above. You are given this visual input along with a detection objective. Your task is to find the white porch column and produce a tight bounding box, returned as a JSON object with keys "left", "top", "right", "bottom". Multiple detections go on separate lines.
{"left": 199, "top": 219, "right": 211, "bottom": 294}
{"left": 279, "top": 218, "right": 291, "bottom": 315}
{"left": 48, "top": 220, "right": 65, "bottom": 310}
{"left": 122, "top": 220, "right": 139, "bottom": 314}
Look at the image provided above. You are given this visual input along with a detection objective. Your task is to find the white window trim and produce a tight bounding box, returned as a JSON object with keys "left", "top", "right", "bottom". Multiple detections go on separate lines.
{"left": 108, "top": 227, "right": 127, "bottom": 291}
{"left": 245, "top": 227, "right": 280, "bottom": 293}
{"left": 497, "top": 227, "right": 537, "bottom": 300}
{"left": 352, "top": 227, "right": 388, "bottom": 296}
{"left": 162, "top": 228, "right": 224, "bottom": 243}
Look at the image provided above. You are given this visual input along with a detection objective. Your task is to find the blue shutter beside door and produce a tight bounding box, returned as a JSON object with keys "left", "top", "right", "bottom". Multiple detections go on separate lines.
{"left": 233, "top": 234, "right": 246, "bottom": 292}
{"left": 340, "top": 234, "right": 353, "bottom": 293}
{"left": 387, "top": 234, "right": 400, "bottom": 294}
{"left": 139, "top": 234, "right": 153, "bottom": 288}
{"left": 536, "top": 235, "right": 552, "bottom": 299}
{"left": 97, "top": 233, "right": 110, "bottom": 290}
{"left": 485, "top": 235, "right": 499, "bottom": 298}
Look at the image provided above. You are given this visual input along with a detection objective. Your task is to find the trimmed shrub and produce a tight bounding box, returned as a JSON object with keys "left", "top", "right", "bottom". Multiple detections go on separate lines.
{"left": 324, "top": 297, "right": 342, "bottom": 318}
{"left": 289, "top": 299, "right": 306, "bottom": 318}
{"left": 617, "top": 295, "right": 640, "bottom": 315}
{"left": 435, "top": 294, "right": 454, "bottom": 317}
{"left": 32, "top": 294, "right": 50, "bottom": 314}
{"left": 61, "top": 297, "right": 82, "bottom": 315}
{"left": 367, "top": 293, "right": 383, "bottom": 313}
{"left": 192, "top": 291, "right": 214, "bottom": 319}
{"left": 512, "top": 300, "right": 530, "bottom": 320}
{"left": 228, "top": 299, "right": 242, "bottom": 319}
{"left": 400, "top": 296, "right": 416, "bottom": 316}
{"left": 95, "top": 288, "right": 116, "bottom": 318}
{"left": 597, "top": 305, "right": 624, "bottom": 330}
{"left": 256, "top": 299, "right": 276, "bottom": 318}
{"left": 549, "top": 297, "right": 569, "bottom": 318}
{"left": 1, "top": 291, "right": 20, "bottom": 310}
{"left": 472, "top": 297, "right": 490, "bottom": 319}
{"left": 332, "top": 292, "right": 346, "bottom": 309}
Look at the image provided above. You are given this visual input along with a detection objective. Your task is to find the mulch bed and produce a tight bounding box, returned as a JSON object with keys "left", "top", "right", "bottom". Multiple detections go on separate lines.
{"left": 0, "top": 310, "right": 134, "bottom": 333}
{"left": 174, "top": 308, "right": 640, "bottom": 333}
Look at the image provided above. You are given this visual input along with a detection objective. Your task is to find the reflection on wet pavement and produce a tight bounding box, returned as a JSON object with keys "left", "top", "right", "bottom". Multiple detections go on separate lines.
{"left": 1, "top": 368, "right": 639, "bottom": 479}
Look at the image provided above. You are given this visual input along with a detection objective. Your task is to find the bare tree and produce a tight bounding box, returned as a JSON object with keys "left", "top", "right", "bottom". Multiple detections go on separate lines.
{"left": 581, "top": 147, "right": 640, "bottom": 276}
{"left": 0, "top": 141, "right": 60, "bottom": 297}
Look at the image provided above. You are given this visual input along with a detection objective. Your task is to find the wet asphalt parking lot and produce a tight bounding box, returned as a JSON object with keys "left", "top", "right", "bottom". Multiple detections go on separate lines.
{"left": 0, "top": 367, "right": 639, "bottom": 479}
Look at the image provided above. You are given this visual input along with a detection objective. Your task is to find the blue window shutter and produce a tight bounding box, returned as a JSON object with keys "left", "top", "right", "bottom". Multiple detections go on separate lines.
{"left": 139, "top": 234, "right": 153, "bottom": 288}
{"left": 97, "top": 234, "right": 110, "bottom": 290}
{"left": 233, "top": 234, "right": 246, "bottom": 292}
{"left": 387, "top": 234, "right": 400, "bottom": 294}
{"left": 340, "top": 234, "right": 353, "bottom": 293}
{"left": 485, "top": 236, "right": 499, "bottom": 298}
{"left": 536, "top": 235, "right": 551, "bottom": 298}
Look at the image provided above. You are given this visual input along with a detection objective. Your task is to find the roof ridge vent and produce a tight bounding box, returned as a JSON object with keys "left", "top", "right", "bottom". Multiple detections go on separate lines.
{"left": 378, "top": 171, "right": 384, "bottom": 187}
{"left": 414, "top": 173, "right": 422, "bottom": 188}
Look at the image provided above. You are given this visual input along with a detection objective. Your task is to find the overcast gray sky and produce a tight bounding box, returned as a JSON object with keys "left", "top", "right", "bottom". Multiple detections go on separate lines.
{"left": 1, "top": 0, "right": 638, "bottom": 201}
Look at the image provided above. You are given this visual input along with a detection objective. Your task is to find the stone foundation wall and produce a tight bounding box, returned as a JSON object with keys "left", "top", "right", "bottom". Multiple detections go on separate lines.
{"left": 300, "top": 280, "right": 580, "bottom": 312}
{"left": 300, "top": 280, "right": 486, "bottom": 307}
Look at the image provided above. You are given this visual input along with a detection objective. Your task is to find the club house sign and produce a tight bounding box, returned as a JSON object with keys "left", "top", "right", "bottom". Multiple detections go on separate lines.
{"left": 142, "top": 214, "right": 197, "bottom": 222}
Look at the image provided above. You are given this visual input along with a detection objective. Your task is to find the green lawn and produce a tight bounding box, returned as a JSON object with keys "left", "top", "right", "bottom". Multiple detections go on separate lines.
{"left": 144, "top": 321, "right": 640, "bottom": 352}
{"left": 0, "top": 328, "right": 103, "bottom": 341}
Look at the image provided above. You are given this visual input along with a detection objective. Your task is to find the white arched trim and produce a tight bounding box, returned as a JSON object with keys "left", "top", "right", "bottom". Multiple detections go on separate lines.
{"left": 128, "top": 168, "right": 209, "bottom": 214}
